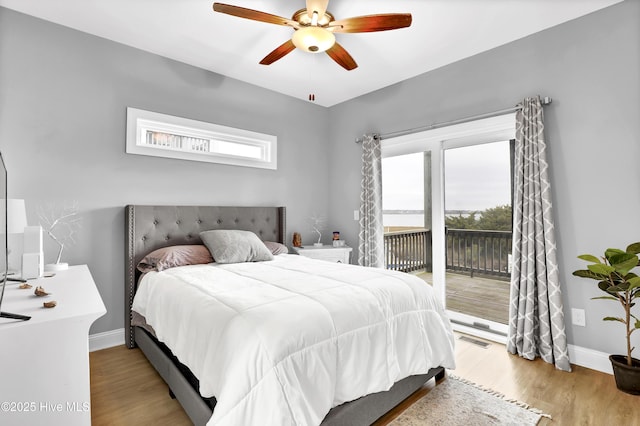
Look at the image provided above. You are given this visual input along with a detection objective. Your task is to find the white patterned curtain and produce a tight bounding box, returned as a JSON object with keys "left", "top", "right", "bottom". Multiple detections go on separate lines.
{"left": 507, "top": 96, "right": 571, "bottom": 372}
{"left": 358, "top": 134, "right": 384, "bottom": 268}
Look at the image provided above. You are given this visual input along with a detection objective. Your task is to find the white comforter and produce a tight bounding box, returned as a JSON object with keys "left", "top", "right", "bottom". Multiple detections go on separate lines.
{"left": 132, "top": 254, "right": 455, "bottom": 426}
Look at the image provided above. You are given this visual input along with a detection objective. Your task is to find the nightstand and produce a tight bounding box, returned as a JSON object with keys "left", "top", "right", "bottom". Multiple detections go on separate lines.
{"left": 293, "top": 245, "right": 353, "bottom": 264}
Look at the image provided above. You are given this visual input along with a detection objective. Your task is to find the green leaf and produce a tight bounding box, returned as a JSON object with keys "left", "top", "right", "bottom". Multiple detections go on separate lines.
{"left": 573, "top": 269, "right": 607, "bottom": 280}
{"left": 628, "top": 276, "right": 640, "bottom": 291}
{"left": 627, "top": 242, "right": 640, "bottom": 254}
{"left": 603, "top": 317, "right": 626, "bottom": 323}
{"left": 611, "top": 283, "right": 630, "bottom": 292}
{"left": 598, "top": 281, "right": 612, "bottom": 292}
{"left": 606, "top": 248, "right": 626, "bottom": 259}
{"left": 591, "top": 296, "right": 620, "bottom": 301}
{"left": 578, "top": 254, "right": 601, "bottom": 264}
{"left": 588, "top": 263, "right": 615, "bottom": 275}
{"left": 609, "top": 253, "right": 640, "bottom": 275}
{"left": 609, "top": 252, "right": 637, "bottom": 264}
{"left": 636, "top": 319, "right": 640, "bottom": 329}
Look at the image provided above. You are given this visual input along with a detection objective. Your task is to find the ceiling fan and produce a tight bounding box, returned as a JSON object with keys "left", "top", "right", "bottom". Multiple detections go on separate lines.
{"left": 212, "top": 1, "right": 412, "bottom": 71}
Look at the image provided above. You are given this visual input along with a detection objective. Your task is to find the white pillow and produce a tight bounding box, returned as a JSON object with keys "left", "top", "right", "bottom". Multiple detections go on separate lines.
{"left": 200, "top": 229, "right": 274, "bottom": 264}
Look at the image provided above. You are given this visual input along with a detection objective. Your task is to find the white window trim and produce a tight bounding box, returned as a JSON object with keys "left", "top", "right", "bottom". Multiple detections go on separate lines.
{"left": 126, "top": 108, "right": 277, "bottom": 170}
{"left": 382, "top": 113, "right": 515, "bottom": 158}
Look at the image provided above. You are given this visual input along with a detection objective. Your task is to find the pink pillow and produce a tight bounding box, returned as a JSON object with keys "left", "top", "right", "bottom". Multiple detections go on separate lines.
{"left": 137, "top": 245, "right": 213, "bottom": 272}
{"left": 264, "top": 241, "right": 289, "bottom": 255}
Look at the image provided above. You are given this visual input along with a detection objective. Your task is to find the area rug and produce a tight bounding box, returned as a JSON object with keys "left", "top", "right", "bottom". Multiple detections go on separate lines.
{"left": 389, "top": 375, "right": 551, "bottom": 425}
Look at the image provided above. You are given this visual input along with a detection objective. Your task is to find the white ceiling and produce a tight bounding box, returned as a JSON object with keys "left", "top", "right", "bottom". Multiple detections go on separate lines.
{"left": 0, "top": 0, "right": 622, "bottom": 107}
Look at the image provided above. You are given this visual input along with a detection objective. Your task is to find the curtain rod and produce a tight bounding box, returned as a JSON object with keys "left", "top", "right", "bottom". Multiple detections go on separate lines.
{"left": 354, "top": 96, "right": 552, "bottom": 143}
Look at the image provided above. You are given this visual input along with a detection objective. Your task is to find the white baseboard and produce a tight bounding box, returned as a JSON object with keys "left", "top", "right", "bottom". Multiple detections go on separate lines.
{"left": 568, "top": 344, "right": 613, "bottom": 375}
{"left": 452, "top": 324, "right": 613, "bottom": 375}
{"left": 89, "top": 328, "right": 125, "bottom": 352}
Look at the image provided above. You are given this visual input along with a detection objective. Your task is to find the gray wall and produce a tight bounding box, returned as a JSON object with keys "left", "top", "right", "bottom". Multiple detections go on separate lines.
{"left": 328, "top": 0, "right": 640, "bottom": 357}
{"left": 0, "top": 8, "right": 331, "bottom": 334}
{"left": 2, "top": 1, "right": 638, "bottom": 359}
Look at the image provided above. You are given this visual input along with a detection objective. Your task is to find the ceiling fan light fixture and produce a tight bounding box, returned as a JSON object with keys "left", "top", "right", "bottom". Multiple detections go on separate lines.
{"left": 292, "top": 26, "right": 335, "bottom": 53}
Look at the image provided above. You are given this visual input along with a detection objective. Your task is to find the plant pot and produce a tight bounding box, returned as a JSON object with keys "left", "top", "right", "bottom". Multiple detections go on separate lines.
{"left": 609, "top": 354, "right": 640, "bottom": 395}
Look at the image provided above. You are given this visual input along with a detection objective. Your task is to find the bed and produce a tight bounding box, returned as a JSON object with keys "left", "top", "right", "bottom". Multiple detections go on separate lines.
{"left": 125, "top": 205, "right": 455, "bottom": 425}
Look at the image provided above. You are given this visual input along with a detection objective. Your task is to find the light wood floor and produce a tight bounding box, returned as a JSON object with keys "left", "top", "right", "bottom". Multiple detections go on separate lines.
{"left": 90, "top": 333, "right": 640, "bottom": 425}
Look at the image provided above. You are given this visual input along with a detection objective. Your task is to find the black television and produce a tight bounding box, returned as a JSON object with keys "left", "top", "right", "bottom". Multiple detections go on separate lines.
{"left": 0, "top": 152, "right": 30, "bottom": 321}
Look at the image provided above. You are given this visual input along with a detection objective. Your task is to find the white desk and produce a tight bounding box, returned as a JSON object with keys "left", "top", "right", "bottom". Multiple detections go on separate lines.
{"left": 0, "top": 265, "right": 106, "bottom": 426}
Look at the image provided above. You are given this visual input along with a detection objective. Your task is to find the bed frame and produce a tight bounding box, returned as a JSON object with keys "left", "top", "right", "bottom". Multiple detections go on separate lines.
{"left": 125, "top": 205, "right": 445, "bottom": 426}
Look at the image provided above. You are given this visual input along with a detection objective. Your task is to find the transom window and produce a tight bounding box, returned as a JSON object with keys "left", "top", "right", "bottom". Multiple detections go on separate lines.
{"left": 126, "top": 108, "right": 277, "bottom": 170}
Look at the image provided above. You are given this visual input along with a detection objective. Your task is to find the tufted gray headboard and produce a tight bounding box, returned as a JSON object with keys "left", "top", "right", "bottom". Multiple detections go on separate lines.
{"left": 124, "top": 205, "right": 286, "bottom": 348}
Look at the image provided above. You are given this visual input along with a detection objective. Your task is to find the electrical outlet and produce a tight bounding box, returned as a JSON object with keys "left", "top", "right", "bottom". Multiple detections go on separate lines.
{"left": 353, "top": 210, "right": 359, "bottom": 221}
{"left": 571, "top": 308, "right": 586, "bottom": 327}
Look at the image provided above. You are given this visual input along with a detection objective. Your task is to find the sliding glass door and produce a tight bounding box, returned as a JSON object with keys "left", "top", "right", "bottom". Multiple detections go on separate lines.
{"left": 381, "top": 114, "right": 516, "bottom": 342}
{"left": 443, "top": 140, "right": 512, "bottom": 336}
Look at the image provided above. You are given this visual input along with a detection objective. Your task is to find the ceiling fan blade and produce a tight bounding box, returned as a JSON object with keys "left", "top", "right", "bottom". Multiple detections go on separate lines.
{"left": 259, "top": 40, "right": 296, "bottom": 65}
{"left": 213, "top": 3, "right": 299, "bottom": 28}
{"left": 331, "top": 13, "right": 412, "bottom": 33}
{"left": 326, "top": 43, "right": 357, "bottom": 71}
{"left": 306, "top": 0, "right": 329, "bottom": 19}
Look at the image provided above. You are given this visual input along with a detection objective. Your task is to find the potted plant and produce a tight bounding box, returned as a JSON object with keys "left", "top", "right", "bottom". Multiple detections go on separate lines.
{"left": 573, "top": 242, "right": 640, "bottom": 394}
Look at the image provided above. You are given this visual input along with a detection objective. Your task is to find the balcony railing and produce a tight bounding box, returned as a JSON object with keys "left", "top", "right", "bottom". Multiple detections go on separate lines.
{"left": 384, "top": 229, "right": 432, "bottom": 273}
{"left": 384, "top": 228, "right": 512, "bottom": 279}
{"left": 446, "top": 229, "right": 512, "bottom": 278}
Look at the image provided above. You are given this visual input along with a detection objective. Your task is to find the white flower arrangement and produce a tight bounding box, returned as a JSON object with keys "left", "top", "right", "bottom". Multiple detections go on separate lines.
{"left": 37, "top": 201, "right": 81, "bottom": 269}
{"left": 310, "top": 214, "right": 325, "bottom": 247}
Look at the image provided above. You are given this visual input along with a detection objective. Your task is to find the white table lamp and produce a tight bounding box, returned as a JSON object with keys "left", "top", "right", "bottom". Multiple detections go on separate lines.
{"left": 4, "top": 199, "right": 28, "bottom": 273}
{"left": 6, "top": 199, "right": 27, "bottom": 234}
{"left": 2, "top": 199, "right": 43, "bottom": 279}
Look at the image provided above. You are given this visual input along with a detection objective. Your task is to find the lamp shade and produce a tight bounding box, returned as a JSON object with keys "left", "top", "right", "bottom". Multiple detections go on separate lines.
{"left": 292, "top": 26, "right": 335, "bottom": 53}
{"left": 5, "top": 199, "right": 27, "bottom": 234}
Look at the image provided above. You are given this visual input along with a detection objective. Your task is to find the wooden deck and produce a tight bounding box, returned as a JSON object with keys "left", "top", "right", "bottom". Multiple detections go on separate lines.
{"left": 413, "top": 271, "right": 510, "bottom": 324}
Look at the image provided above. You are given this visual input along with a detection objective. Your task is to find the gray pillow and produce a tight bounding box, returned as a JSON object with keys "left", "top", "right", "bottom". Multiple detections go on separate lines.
{"left": 200, "top": 230, "right": 274, "bottom": 264}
